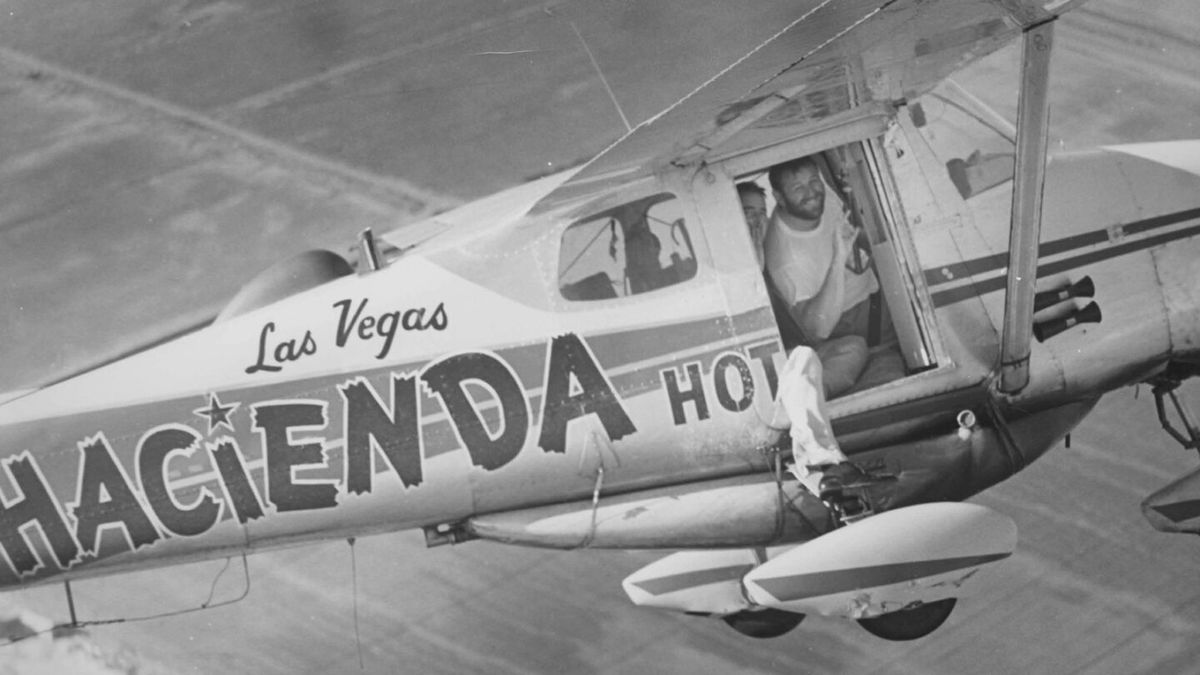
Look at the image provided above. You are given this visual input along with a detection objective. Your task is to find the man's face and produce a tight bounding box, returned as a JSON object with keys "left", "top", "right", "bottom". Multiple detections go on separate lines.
{"left": 740, "top": 191, "right": 768, "bottom": 236}
{"left": 774, "top": 165, "right": 825, "bottom": 221}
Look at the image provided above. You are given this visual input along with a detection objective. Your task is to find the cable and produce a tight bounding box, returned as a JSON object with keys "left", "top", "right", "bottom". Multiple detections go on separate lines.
{"left": 1, "top": 555, "right": 252, "bottom": 648}
{"left": 348, "top": 537, "right": 365, "bottom": 671}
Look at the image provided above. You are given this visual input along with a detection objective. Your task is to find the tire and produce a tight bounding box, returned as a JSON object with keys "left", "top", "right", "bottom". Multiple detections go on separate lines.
{"left": 856, "top": 598, "right": 957, "bottom": 641}
{"left": 722, "top": 609, "right": 805, "bottom": 639}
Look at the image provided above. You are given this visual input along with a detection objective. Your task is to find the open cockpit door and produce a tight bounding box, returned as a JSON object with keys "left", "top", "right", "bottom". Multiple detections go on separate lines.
{"left": 717, "top": 112, "right": 946, "bottom": 400}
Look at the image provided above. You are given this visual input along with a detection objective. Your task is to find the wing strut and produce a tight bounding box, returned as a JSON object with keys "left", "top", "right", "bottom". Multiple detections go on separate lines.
{"left": 998, "top": 19, "right": 1056, "bottom": 394}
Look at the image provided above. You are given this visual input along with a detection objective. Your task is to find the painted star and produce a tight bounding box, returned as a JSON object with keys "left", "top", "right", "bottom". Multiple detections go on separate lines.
{"left": 194, "top": 393, "right": 240, "bottom": 434}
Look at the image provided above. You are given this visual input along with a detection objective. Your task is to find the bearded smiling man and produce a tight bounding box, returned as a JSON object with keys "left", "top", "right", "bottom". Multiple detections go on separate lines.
{"left": 763, "top": 156, "right": 880, "bottom": 398}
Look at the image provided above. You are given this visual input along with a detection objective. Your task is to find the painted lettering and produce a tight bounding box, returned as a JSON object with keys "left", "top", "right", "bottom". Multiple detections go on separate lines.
{"left": 538, "top": 333, "right": 636, "bottom": 454}
{"left": 273, "top": 331, "right": 317, "bottom": 364}
{"left": 662, "top": 362, "right": 709, "bottom": 425}
{"left": 253, "top": 403, "right": 339, "bottom": 512}
{"left": 748, "top": 342, "right": 782, "bottom": 399}
{"left": 334, "top": 298, "right": 368, "bottom": 347}
{"left": 137, "top": 426, "right": 222, "bottom": 537}
{"left": 0, "top": 329, "right": 664, "bottom": 576}
{"left": 400, "top": 308, "right": 424, "bottom": 331}
{"left": 341, "top": 375, "right": 423, "bottom": 493}
{"left": 713, "top": 353, "right": 755, "bottom": 413}
{"left": 0, "top": 452, "right": 80, "bottom": 576}
{"left": 422, "top": 352, "right": 527, "bottom": 471}
{"left": 246, "top": 322, "right": 283, "bottom": 374}
{"left": 427, "top": 303, "right": 448, "bottom": 330}
{"left": 70, "top": 434, "right": 160, "bottom": 556}
{"left": 333, "top": 298, "right": 448, "bottom": 361}
{"left": 376, "top": 311, "right": 400, "bottom": 358}
{"left": 209, "top": 438, "right": 266, "bottom": 524}
{"left": 246, "top": 322, "right": 317, "bottom": 374}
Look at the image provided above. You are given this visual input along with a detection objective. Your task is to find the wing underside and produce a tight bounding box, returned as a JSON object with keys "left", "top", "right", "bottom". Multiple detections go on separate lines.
{"left": 531, "top": 0, "right": 1087, "bottom": 212}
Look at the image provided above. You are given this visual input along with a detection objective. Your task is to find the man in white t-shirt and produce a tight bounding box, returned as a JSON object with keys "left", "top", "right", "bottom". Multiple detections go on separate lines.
{"left": 761, "top": 156, "right": 895, "bottom": 504}
{"left": 764, "top": 156, "right": 879, "bottom": 397}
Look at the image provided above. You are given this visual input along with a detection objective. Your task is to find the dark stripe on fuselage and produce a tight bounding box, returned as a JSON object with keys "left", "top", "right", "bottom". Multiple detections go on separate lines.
{"left": 420, "top": 328, "right": 779, "bottom": 459}
{"left": 926, "top": 211, "right": 1200, "bottom": 307}
{"left": 923, "top": 207, "right": 1200, "bottom": 288}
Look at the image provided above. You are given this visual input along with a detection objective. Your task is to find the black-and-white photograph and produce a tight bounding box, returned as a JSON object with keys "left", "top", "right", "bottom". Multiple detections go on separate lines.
{"left": 2, "top": 1, "right": 1200, "bottom": 672}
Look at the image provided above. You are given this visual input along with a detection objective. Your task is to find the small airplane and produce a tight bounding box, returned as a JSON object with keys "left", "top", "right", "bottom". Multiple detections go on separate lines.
{"left": 4, "top": 0, "right": 1200, "bottom": 643}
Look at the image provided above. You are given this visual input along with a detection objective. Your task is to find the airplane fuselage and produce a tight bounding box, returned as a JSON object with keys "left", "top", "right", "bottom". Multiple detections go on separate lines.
{"left": 4, "top": 102, "right": 1200, "bottom": 591}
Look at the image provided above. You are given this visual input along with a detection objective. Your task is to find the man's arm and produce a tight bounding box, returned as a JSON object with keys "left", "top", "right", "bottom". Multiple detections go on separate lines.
{"left": 789, "top": 269, "right": 845, "bottom": 340}
{"left": 789, "top": 224, "right": 854, "bottom": 340}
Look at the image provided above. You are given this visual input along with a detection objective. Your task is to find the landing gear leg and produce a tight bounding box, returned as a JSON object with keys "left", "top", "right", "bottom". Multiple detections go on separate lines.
{"left": 1143, "top": 370, "right": 1200, "bottom": 533}
{"left": 1150, "top": 374, "right": 1200, "bottom": 454}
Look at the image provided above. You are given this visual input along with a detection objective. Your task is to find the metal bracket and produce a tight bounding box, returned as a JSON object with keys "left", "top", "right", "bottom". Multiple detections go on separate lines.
{"left": 356, "top": 228, "right": 386, "bottom": 273}
{"left": 1150, "top": 376, "right": 1200, "bottom": 453}
{"left": 422, "top": 521, "right": 475, "bottom": 547}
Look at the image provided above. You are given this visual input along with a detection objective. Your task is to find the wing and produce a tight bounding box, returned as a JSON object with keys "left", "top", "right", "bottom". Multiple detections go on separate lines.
{"left": 529, "top": 0, "right": 1089, "bottom": 213}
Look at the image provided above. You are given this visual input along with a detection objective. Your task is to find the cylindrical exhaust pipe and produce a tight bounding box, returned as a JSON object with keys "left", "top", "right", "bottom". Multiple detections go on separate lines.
{"left": 1033, "top": 301, "right": 1101, "bottom": 342}
{"left": 1033, "top": 276, "right": 1094, "bottom": 312}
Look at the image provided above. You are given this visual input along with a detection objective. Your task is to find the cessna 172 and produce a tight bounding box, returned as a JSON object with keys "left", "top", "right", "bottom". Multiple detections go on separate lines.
{"left": 4, "top": 0, "right": 1200, "bottom": 643}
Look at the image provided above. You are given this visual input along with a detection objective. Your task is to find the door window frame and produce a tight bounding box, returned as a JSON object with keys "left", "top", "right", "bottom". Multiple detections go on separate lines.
{"left": 714, "top": 109, "right": 953, "bottom": 393}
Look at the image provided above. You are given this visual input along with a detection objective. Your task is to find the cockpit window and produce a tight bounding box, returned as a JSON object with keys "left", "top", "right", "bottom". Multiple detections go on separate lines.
{"left": 558, "top": 193, "right": 696, "bottom": 301}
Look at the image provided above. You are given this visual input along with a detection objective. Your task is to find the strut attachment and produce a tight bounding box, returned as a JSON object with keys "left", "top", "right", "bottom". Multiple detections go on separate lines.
{"left": 818, "top": 462, "right": 897, "bottom": 527}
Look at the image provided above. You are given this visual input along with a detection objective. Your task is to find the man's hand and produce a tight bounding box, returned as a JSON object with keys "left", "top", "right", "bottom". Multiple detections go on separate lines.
{"left": 832, "top": 220, "right": 857, "bottom": 264}
{"left": 838, "top": 220, "right": 870, "bottom": 274}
